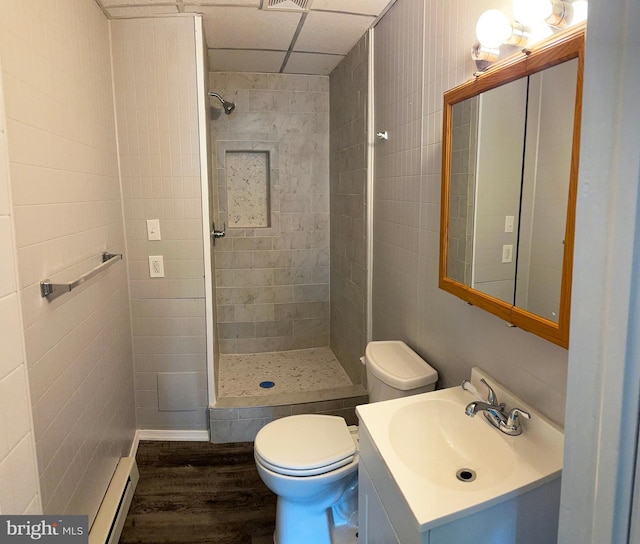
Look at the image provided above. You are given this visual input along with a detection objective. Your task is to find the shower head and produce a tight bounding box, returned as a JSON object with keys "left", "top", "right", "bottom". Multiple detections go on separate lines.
{"left": 208, "top": 91, "right": 236, "bottom": 115}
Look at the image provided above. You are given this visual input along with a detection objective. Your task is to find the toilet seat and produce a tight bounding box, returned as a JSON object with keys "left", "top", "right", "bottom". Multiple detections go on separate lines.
{"left": 254, "top": 414, "right": 356, "bottom": 477}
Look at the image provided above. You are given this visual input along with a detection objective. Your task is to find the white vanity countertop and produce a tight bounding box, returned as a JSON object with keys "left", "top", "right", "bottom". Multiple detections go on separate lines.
{"left": 356, "top": 368, "right": 564, "bottom": 532}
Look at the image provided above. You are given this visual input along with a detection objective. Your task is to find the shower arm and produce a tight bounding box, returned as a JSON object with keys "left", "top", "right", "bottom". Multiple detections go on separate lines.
{"left": 208, "top": 91, "right": 236, "bottom": 114}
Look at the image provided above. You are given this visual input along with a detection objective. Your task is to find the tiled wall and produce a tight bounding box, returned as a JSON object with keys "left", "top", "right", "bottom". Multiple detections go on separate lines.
{"left": 209, "top": 72, "right": 330, "bottom": 354}
{"left": 111, "top": 17, "right": 208, "bottom": 430}
{"left": 372, "top": 0, "right": 425, "bottom": 345}
{"left": 0, "top": 0, "right": 135, "bottom": 520}
{"left": 329, "top": 34, "right": 369, "bottom": 384}
{"left": 372, "top": 0, "right": 569, "bottom": 425}
{"left": 0, "top": 68, "right": 41, "bottom": 516}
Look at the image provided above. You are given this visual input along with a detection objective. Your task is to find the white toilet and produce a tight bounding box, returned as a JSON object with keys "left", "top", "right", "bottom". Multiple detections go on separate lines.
{"left": 254, "top": 341, "right": 438, "bottom": 544}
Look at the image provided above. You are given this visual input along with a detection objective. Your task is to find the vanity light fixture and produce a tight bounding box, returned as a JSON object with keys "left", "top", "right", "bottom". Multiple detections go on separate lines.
{"left": 472, "top": 0, "right": 587, "bottom": 70}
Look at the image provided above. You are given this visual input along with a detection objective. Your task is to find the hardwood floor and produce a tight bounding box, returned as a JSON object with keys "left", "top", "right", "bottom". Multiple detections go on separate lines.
{"left": 119, "top": 441, "right": 276, "bottom": 544}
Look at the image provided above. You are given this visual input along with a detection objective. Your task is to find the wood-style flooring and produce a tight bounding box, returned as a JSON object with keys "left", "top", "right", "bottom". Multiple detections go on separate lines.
{"left": 119, "top": 441, "right": 276, "bottom": 544}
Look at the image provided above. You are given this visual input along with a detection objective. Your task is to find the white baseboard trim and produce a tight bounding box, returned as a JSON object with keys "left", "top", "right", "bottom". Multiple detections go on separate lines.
{"left": 136, "top": 429, "right": 210, "bottom": 442}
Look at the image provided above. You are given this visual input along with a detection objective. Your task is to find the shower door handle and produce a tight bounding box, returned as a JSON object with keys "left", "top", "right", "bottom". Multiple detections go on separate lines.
{"left": 211, "top": 222, "right": 226, "bottom": 245}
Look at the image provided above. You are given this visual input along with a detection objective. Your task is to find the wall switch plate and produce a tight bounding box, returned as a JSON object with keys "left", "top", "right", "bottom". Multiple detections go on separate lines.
{"left": 149, "top": 255, "right": 164, "bottom": 277}
{"left": 146, "top": 219, "right": 161, "bottom": 240}
{"left": 505, "top": 215, "right": 515, "bottom": 233}
{"left": 502, "top": 244, "right": 513, "bottom": 263}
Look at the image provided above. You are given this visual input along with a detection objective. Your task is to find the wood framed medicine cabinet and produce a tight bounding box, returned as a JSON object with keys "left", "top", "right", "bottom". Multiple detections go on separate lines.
{"left": 439, "top": 25, "right": 585, "bottom": 348}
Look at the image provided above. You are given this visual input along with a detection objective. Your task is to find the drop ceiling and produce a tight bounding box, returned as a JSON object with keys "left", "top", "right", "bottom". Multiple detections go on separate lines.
{"left": 96, "top": 0, "right": 395, "bottom": 75}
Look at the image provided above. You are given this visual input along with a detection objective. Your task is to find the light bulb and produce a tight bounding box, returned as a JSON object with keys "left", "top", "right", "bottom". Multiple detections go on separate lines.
{"left": 476, "top": 9, "right": 513, "bottom": 49}
{"left": 571, "top": 0, "right": 588, "bottom": 23}
{"left": 513, "top": 0, "right": 553, "bottom": 26}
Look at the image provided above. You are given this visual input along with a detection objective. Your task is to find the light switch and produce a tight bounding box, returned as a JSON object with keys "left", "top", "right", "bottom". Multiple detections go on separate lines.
{"left": 505, "top": 215, "right": 515, "bottom": 233}
{"left": 149, "top": 256, "right": 164, "bottom": 277}
{"left": 502, "top": 245, "right": 513, "bottom": 263}
{"left": 147, "top": 219, "right": 161, "bottom": 241}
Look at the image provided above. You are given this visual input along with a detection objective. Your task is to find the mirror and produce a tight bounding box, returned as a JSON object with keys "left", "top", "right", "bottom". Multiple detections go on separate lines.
{"left": 440, "top": 26, "right": 584, "bottom": 348}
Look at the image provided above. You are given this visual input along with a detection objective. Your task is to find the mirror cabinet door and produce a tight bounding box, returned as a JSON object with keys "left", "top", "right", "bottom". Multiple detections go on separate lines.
{"left": 517, "top": 58, "right": 578, "bottom": 322}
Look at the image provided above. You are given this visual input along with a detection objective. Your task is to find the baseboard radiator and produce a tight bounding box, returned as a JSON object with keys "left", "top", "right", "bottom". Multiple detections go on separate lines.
{"left": 89, "top": 457, "right": 139, "bottom": 544}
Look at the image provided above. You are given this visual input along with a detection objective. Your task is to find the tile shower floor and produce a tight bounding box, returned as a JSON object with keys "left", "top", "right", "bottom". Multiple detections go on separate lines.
{"left": 218, "top": 347, "right": 353, "bottom": 398}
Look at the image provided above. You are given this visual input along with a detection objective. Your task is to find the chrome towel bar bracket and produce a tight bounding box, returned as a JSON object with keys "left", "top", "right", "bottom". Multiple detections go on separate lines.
{"left": 40, "top": 252, "right": 123, "bottom": 301}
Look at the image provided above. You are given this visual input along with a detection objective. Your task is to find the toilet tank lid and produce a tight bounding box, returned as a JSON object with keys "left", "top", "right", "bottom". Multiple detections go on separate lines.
{"left": 365, "top": 341, "right": 438, "bottom": 390}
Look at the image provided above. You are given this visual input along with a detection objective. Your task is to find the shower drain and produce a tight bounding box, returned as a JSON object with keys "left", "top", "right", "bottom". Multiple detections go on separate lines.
{"left": 259, "top": 381, "right": 275, "bottom": 389}
{"left": 456, "top": 468, "right": 476, "bottom": 482}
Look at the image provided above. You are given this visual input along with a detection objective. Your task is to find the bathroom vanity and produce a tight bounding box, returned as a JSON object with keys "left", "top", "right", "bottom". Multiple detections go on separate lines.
{"left": 355, "top": 369, "right": 563, "bottom": 544}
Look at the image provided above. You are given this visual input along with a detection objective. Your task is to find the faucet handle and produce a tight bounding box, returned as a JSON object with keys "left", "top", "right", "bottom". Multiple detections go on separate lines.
{"left": 480, "top": 378, "right": 500, "bottom": 407}
{"left": 506, "top": 407, "right": 531, "bottom": 427}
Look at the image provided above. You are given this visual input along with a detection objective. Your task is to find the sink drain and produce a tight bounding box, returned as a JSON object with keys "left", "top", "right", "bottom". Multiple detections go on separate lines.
{"left": 456, "top": 468, "right": 476, "bottom": 482}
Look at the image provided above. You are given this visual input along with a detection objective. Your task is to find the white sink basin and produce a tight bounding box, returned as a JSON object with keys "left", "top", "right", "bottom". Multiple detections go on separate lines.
{"left": 356, "top": 368, "right": 564, "bottom": 531}
{"left": 389, "top": 397, "right": 515, "bottom": 491}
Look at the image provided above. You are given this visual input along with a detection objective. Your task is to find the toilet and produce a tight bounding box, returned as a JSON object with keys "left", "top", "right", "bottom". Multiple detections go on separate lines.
{"left": 254, "top": 341, "right": 438, "bottom": 544}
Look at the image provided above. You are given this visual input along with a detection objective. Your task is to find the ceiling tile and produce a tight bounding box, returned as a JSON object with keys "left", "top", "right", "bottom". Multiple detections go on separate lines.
{"left": 284, "top": 52, "right": 343, "bottom": 75}
{"left": 209, "top": 49, "right": 286, "bottom": 72}
{"left": 108, "top": 5, "right": 180, "bottom": 17}
{"left": 101, "top": 0, "right": 177, "bottom": 5}
{"left": 193, "top": 6, "right": 301, "bottom": 50}
{"left": 294, "top": 11, "right": 373, "bottom": 55}
{"left": 310, "top": 0, "right": 394, "bottom": 16}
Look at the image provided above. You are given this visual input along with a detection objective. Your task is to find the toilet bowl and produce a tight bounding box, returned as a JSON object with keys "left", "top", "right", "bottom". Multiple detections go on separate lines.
{"left": 254, "top": 341, "right": 437, "bottom": 544}
{"left": 254, "top": 414, "right": 359, "bottom": 544}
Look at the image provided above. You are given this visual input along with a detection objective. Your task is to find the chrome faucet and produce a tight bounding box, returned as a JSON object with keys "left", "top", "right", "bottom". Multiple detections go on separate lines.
{"left": 462, "top": 378, "right": 531, "bottom": 436}
{"left": 465, "top": 401, "right": 507, "bottom": 428}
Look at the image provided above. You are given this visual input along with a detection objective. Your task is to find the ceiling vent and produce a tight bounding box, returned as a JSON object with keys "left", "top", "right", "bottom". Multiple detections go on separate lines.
{"left": 263, "top": 0, "right": 312, "bottom": 12}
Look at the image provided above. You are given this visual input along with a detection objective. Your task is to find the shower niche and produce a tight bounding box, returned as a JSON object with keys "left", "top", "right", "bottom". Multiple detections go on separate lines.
{"left": 226, "top": 151, "right": 271, "bottom": 228}
{"left": 216, "top": 141, "right": 279, "bottom": 236}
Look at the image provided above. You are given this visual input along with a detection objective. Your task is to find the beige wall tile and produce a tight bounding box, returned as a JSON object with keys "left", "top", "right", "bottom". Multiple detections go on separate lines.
{"left": 0, "top": 46, "right": 41, "bottom": 515}
{"left": 112, "top": 17, "right": 209, "bottom": 430}
{"left": 0, "top": 218, "right": 16, "bottom": 296}
{"left": 0, "top": 435, "right": 40, "bottom": 514}
{"left": 0, "top": 0, "right": 135, "bottom": 519}
{"left": 0, "top": 294, "right": 23, "bottom": 379}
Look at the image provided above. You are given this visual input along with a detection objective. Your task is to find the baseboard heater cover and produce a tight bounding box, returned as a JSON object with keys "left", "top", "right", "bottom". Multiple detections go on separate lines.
{"left": 89, "top": 457, "right": 139, "bottom": 544}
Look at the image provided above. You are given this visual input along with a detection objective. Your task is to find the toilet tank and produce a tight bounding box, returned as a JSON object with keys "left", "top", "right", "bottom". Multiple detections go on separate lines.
{"left": 365, "top": 341, "right": 438, "bottom": 402}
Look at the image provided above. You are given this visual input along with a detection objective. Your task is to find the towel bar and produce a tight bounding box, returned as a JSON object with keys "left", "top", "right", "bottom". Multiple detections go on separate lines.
{"left": 40, "top": 252, "right": 123, "bottom": 301}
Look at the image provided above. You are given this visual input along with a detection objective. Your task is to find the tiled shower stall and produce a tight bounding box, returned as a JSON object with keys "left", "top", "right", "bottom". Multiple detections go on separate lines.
{"left": 207, "top": 41, "right": 371, "bottom": 441}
